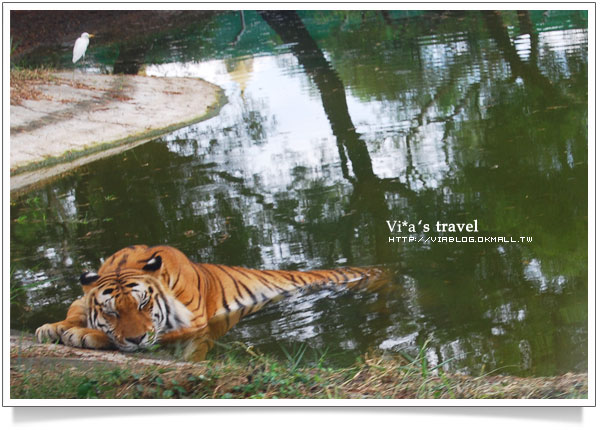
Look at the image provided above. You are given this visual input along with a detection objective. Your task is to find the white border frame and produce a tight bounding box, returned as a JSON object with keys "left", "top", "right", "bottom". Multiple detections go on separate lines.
{"left": 3, "top": 1, "right": 596, "bottom": 409}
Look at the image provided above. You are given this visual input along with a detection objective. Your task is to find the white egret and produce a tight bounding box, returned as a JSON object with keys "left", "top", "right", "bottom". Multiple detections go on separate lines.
{"left": 72, "top": 32, "right": 94, "bottom": 64}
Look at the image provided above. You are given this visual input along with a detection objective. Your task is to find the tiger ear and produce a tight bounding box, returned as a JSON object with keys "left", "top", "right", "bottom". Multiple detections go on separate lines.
{"left": 142, "top": 255, "right": 162, "bottom": 271}
{"left": 80, "top": 272, "right": 99, "bottom": 285}
{"left": 80, "top": 272, "right": 99, "bottom": 292}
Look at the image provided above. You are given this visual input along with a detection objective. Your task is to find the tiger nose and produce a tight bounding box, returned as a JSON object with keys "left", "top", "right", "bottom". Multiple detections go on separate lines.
{"left": 126, "top": 335, "right": 145, "bottom": 345}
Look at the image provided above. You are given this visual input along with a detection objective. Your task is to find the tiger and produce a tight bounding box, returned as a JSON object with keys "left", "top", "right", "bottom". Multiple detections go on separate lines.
{"left": 35, "top": 244, "right": 387, "bottom": 353}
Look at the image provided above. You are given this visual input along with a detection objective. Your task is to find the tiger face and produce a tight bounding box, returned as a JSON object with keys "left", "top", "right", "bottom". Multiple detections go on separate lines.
{"left": 81, "top": 247, "right": 193, "bottom": 351}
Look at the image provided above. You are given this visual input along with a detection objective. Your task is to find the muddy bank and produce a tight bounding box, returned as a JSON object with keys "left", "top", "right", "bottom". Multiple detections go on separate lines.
{"left": 10, "top": 72, "right": 226, "bottom": 192}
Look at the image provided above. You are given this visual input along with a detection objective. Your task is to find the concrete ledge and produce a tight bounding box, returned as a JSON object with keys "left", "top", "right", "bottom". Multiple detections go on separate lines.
{"left": 10, "top": 72, "right": 227, "bottom": 192}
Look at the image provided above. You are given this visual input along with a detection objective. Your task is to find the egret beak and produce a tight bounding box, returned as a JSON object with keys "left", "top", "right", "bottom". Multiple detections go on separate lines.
{"left": 89, "top": 34, "right": 95, "bottom": 38}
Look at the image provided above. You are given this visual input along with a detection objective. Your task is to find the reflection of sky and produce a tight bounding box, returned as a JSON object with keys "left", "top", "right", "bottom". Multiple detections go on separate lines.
{"left": 147, "top": 56, "right": 342, "bottom": 192}
{"left": 540, "top": 29, "right": 588, "bottom": 54}
{"left": 417, "top": 34, "right": 471, "bottom": 70}
{"left": 146, "top": 52, "right": 454, "bottom": 192}
{"left": 523, "top": 258, "right": 567, "bottom": 294}
{"left": 514, "top": 34, "right": 532, "bottom": 61}
{"left": 538, "top": 29, "right": 587, "bottom": 80}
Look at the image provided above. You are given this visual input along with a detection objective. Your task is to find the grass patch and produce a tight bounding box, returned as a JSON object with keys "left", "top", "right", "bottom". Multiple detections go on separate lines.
{"left": 10, "top": 337, "right": 588, "bottom": 400}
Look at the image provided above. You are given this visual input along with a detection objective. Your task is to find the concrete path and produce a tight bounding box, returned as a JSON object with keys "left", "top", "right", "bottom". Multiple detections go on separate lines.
{"left": 10, "top": 72, "right": 225, "bottom": 191}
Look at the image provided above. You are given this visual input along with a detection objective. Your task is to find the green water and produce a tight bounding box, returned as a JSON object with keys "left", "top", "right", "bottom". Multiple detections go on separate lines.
{"left": 11, "top": 10, "right": 588, "bottom": 376}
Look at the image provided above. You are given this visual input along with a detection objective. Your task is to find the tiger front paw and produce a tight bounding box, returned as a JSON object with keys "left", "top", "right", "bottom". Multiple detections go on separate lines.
{"left": 35, "top": 322, "right": 67, "bottom": 344}
{"left": 60, "top": 327, "right": 112, "bottom": 349}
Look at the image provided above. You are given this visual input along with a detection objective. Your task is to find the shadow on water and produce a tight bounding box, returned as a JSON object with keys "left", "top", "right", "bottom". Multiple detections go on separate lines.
{"left": 10, "top": 10, "right": 588, "bottom": 376}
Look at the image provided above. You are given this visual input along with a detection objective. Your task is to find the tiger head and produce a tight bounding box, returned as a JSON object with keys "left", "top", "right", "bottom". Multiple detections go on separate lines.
{"left": 80, "top": 245, "right": 195, "bottom": 351}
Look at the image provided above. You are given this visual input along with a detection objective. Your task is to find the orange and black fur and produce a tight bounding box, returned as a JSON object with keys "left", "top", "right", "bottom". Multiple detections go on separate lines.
{"left": 36, "top": 245, "right": 385, "bottom": 352}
